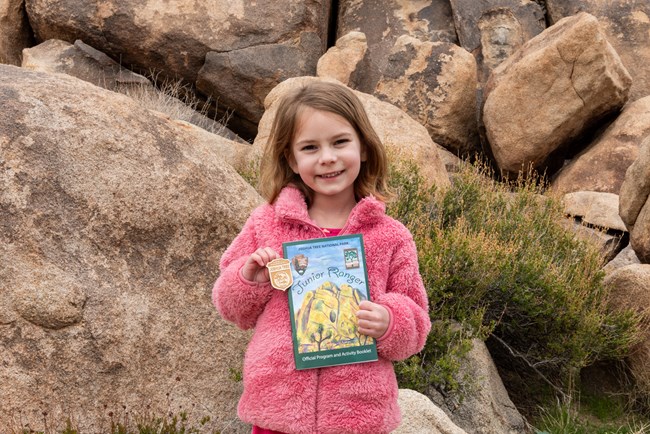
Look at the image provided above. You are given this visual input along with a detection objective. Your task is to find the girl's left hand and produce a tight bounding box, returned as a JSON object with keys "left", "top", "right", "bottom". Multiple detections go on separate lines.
{"left": 356, "top": 301, "right": 390, "bottom": 339}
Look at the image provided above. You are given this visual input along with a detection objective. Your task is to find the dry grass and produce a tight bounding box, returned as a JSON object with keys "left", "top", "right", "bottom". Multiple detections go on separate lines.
{"left": 116, "top": 72, "right": 233, "bottom": 139}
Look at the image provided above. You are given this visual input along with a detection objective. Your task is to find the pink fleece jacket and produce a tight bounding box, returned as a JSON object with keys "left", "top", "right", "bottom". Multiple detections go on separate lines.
{"left": 212, "top": 186, "right": 431, "bottom": 434}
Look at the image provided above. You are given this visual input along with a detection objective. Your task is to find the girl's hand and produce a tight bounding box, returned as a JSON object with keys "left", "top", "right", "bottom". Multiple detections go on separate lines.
{"left": 241, "top": 247, "right": 280, "bottom": 284}
{"left": 356, "top": 301, "right": 390, "bottom": 339}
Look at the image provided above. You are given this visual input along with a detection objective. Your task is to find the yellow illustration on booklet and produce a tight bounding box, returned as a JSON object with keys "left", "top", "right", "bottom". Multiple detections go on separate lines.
{"left": 283, "top": 234, "right": 378, "bottom": 370}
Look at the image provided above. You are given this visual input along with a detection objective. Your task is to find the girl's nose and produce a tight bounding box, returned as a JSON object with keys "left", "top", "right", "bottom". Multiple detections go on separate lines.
{"left": 320, "top": 147, "right": 337, "bottom": 164}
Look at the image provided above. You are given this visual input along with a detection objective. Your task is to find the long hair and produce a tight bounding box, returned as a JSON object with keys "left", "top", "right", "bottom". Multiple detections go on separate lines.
{"left": 259, "top": 81, "right": 391, "bottom": 205}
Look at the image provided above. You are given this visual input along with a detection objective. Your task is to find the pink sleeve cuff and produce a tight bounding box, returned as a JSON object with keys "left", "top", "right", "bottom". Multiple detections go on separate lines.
{"left": 238, "top": 266, "right": 275, "bottom": 291}
{"left": 377, "top": 304, "right": 395, "bottom": 342}
{"left": 239, "top": 267, "right": 262, "bottom": 286}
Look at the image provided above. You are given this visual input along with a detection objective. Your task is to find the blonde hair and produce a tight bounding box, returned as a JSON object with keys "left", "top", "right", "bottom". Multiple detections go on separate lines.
{"left": 259, "top": 81, "right": 391, "bottom": 205}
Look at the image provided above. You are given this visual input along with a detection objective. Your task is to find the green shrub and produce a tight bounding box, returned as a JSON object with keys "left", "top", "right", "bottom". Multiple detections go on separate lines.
{"left": 387, "top": 160, "right": 642, "bottom": 398}
{"left": 533, "top": 396, "right": 650, "bottom": 434}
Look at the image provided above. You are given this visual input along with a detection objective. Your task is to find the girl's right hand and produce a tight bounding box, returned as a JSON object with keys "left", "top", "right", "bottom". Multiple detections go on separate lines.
{"left": 241, "top": 247, "right": 280, "bottom": 284}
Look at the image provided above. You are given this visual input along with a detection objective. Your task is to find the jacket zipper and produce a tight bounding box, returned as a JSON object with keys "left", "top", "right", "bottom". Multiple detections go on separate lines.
{"left": 314, "top": 367, "right": 320, "bottom": 433}
{"left": 284, "top": 217, "right": 330, "bottom": 238}
{"left": 283, "top": 210, "right": 359, "bottom": 432}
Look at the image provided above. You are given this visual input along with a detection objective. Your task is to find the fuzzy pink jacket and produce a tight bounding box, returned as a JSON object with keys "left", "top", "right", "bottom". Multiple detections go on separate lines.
{"left": 212, "top": 186, "right": 431, "bottom": 434}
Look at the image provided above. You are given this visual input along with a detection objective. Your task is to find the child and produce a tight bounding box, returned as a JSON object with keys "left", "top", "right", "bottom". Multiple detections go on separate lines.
{"left": 212, "top": 81, "right": 431, "bottom": 434}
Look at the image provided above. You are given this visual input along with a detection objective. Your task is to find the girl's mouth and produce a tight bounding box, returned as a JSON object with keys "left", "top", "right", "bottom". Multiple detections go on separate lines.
{"left": 319, "top": 170, "right": 343, "bottom": 179}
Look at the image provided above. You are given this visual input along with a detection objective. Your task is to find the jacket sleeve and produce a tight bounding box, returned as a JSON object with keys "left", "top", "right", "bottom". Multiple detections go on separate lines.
{"left": 374, "top": 229, "right": 431, "bottom": 361}
{"left": 212, "top": 208, "right": 275, "bottom": 330}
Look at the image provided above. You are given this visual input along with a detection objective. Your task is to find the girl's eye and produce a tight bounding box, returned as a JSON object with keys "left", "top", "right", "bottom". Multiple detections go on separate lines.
{"left": 301, "top": 144, "right": 317, "bottom": 151}
{"left": 335, "top": 139, "right": 349, "bottom": 145}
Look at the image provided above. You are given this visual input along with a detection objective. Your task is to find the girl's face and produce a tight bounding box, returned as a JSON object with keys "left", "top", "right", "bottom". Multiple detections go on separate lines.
{"left": 289, "top": 107, "right": 366, "bottom": 207}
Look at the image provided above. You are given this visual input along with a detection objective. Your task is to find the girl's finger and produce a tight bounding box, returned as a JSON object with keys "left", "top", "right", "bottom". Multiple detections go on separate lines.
{"left": 356, "top": 310, "right": 378, "bottom": 322}
{"left": 258, "top": 248, "right": 273, "bottom": 265}
{"left": 252, "top": 252, "right": 266, "bottom": 267}
{"left": 263, "top": 247, "right": 279, "bottom": 261}
{"left": 257, "top": 247, "right": 279, "bottom": 265}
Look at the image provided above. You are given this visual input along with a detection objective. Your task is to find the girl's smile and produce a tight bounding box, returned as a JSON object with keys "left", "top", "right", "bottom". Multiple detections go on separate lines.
{"left": 319, "top": 170, "right": 343, "bottom": 178}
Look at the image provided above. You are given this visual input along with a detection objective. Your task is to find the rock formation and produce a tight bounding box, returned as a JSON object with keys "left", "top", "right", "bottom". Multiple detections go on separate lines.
{"left": 0, "top": 64, "right": 259, "bottom": 433}
{"left": 373, "top": 36, "right": 479, "bottom": 156}
{"left": 547, "top": 0, "right": 650, "bottom": 102}
{"left": 337, "top": 0, "right": 458, "bottom": 94}
{"left": 619, "top": 136, "right": 650, "bottom": 263}
{"left": 395, "top": 389, "right": 467, "bottom": 434}
{"left": 4, "top": 1, "right": 650, "bottom": 431}
{"left": 24, "top": 0, "right": 331, "bottom": 138}
{"left": 605, "top": 265, "right": 650, "bottom": 391}
{"left": 450, "top": 0, "right": 545, "bottom": 90}
{"left": 483, "top": 12, "right": 632, "bottom": 175}
{"left": 22, "top": 39, "right": 151, "bottom": 91}
{"left": 0, "top": 0, "right": 33, "bottom": 65}
{"left": 552, "top": 96, "right": 650, "bottom": 195}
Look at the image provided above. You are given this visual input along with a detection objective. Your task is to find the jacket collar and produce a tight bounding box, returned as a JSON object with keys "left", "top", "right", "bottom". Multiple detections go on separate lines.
{"left": 274, "top": 185, "right": 385, "bottom": 232}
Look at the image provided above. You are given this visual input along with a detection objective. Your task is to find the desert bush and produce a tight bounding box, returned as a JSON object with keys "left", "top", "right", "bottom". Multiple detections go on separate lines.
{"left": 388, "top": 160, "right": 642, "bottom": 399}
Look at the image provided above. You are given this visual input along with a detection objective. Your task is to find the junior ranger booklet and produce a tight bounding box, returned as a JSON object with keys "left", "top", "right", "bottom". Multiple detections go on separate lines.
{"left": 282, "top": 234, "right": 378, "bottom": 370}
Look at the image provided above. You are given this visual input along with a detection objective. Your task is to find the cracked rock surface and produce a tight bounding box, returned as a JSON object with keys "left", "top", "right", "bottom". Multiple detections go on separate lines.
{"left": 482, "top": 12, "right": 631, "bottom": 175}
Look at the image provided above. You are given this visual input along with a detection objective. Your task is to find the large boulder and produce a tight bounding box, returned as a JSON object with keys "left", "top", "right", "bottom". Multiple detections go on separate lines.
{"left": 22, "top": 39, "right": 151, "bottom": 91}
{"left": 22, "top": 38, "right": 246, "bottom": 144}
{"left": 546, "top": 0, "right": 650, "bottom": 102}
{"left": 449, "top": 0, "right": 545, "bottom": 55}
{"left": 0, "top": 0, "right": 33, "bottom": 65}
{"left": 0, "top": 64, "right": 259, "bottom": 433}
{"left": 196, "top": 31, "right": 322, "bottom": 136}
{"left": 321, "top": 33, "right": 478, "bottom": 155}
{"left": 552, "top": 96, "right": 650, "bottom": 195}
{"left": 428, "top": 339, "right": 529, "bottom": 434}
{"left": 317, "top": 31, "right": 370, "bottom": 91}
{"left": 559, "top": 191, "right": 627, "bottom": 262}
{"left": 482, "top": 12, "right": 632, "bottom": 175}
{"left": 395, "top": 389, "right": 467, "bottom": 434}
{"left": 169, "top": 118, "right": 251, "bottom": 169}
{"left": 619, "top": 136, "right": 650, "bottom": 263}
{"left": 603, "top": 245, "right": 641, "bottom": 274}
{"left": 559, "top": 219, "right": 624, "bottom": 263}
{"left": 373, "top": 36, "right": 479, "bottom": 156}
{"left": 252, "top": 76, "right": 451, "bottom": 190}
{"left": 330, "top": 2, "right": 477, "bottom": 155}
{"left": 24, "top": 0, "right": 331, "bottom": 138}
{"left": 562, "top": 191, "right": 626, "bottom": 232}
{"left": 561, "top": 191, "right": 627, "bottom": 262}
{"left": 337, "top": 0, "right": 458, "bottom": 94}
{"left": 604, "top": 265, "right": 650, "bottom": 391}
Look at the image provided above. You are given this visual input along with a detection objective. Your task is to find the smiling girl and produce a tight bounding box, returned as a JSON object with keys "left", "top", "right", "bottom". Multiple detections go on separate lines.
{"left": 212, "top": 81, "right": 431, "bottom": 434}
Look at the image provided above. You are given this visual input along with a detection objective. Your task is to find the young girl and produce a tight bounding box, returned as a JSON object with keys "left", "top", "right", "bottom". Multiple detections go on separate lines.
{"left": 212, "top": 81, "right": 431, "bottom": 434}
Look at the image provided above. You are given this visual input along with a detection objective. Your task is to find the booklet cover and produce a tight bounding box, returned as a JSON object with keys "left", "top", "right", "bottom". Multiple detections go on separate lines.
{"left": 283, "top": 234, "right": 378, "bottom": 370}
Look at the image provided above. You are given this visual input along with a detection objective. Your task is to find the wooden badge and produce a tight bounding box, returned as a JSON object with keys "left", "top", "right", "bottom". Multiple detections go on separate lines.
{"left": 266, "top": 258, "right": 293, "bottom": 291}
